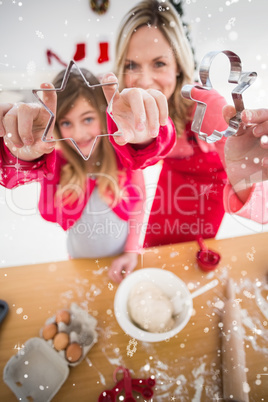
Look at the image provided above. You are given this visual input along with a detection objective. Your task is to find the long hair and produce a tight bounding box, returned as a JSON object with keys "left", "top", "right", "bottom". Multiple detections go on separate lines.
{"left": 114, "top": 0, "right": 195, "bottom": 137}
{"left": 52, "top": 68, "right": 119, "bottom": 205}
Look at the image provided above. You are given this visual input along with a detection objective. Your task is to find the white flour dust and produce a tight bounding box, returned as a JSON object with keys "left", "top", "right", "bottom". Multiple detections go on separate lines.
{"left": 137, "top": 345, "right": 220, "bottom": 401}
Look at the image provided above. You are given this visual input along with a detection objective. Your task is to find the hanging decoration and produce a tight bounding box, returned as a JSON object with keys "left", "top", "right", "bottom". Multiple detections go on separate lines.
{"left": 46, "top": 43, "right": 87, "bottom": 67}
{"left": 46, "top": 49, "right": 67, "bottom": 67}
{"left": 97, "top": 41, "right": 109, "bottom": 64}
{"left": 90, "top": 0, "right": 109, "bottom": 15}
{"left": 73, "top": 43, "right": 87, "bottom": 62}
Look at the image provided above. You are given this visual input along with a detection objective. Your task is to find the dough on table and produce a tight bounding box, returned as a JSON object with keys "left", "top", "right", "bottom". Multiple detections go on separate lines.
{"left": 128, "top": 281, "right": 175, "bottom": 333}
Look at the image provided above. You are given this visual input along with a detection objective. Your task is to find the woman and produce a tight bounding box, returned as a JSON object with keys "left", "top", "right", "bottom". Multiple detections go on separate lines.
{"left": 107, "top": 0, "right": 268, "bottom": 247}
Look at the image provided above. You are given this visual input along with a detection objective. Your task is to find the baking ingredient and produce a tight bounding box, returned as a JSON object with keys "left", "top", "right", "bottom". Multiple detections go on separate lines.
{"left": 128, "top": 281, "right": 174, "bottom": 333}
{"left": 66, "top": 342, "right": 83, "bottom": 362}
{"left": 53, "top": 332, "right": 70, "bottom": 351}
{"left": 42, "top": 323, "right": 58, "bottom": 340}
{"left": 55, "top": 309, "right": 71, "bottom": 325}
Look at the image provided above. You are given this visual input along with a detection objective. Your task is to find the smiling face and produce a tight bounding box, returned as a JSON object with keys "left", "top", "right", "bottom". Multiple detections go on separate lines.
{"left": 58, "top": 96, "right": 102, "bottom": 157}
{"left": 123, "top": 25, "right": 178, "bottom": 101}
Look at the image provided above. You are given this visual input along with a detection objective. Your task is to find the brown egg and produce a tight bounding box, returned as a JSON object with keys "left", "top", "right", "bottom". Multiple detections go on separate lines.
{"left": 65, "top": 342, "right": 83, "bottom": 363}
{"left": 55, "top": 309, "right": 71, "bottom": 325}
{"left": 53, "top": 332, "right": 69, "bottom": 351}
{"left": 42, "top": 323, "right": 58, "bottom": 340}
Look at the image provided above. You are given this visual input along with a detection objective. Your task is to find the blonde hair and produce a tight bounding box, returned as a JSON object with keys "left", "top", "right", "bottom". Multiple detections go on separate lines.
{"left": 52, "top": 68, "right": 119, "bottom": 205}
{"left": 114, "top": 0, "right": 195, "bottom": 137}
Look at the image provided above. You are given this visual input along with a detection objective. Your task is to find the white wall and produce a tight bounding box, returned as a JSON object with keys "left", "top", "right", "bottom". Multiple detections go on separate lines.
{"left": 1, "top": 0, "right": 268, "bottom": 268}
{"left": 0, "top": 0, "right": 134, "bottom": 89}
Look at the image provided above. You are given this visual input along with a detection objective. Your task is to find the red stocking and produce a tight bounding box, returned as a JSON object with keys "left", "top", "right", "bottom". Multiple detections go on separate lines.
{"left": 73, "top": 43, "right": 86, "bottom": 62}
{"left": 97, "top": 41, "right": 109, "bottom": 64}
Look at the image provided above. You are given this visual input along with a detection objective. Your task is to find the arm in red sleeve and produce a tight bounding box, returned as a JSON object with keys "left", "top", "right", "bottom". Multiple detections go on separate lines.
{"left": 107, "top": 112, "right": 176, "bottom": 170}
{"left": 0, "top": 138, "right": 56, "bottom": 189}
{"left": 223, "top": 181, "right": 268, "bottom": 224}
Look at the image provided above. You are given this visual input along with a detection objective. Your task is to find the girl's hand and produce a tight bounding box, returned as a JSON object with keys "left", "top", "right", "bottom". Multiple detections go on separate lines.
{"left": 0, "top": 83, "right": 57, "bottom": 161}
{"left": 101, "top": 73, "right": 168, "bottom": 146}
{"left": 108, "top": 252, "right": 138, "bottom": 283}
{"left": 223, "top": 106, "right": 268, "bottom": 199}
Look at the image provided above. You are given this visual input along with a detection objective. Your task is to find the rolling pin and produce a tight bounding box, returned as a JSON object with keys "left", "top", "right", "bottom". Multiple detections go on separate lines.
{"left": 221, "top": 278, "right": 249, "bottom": 402}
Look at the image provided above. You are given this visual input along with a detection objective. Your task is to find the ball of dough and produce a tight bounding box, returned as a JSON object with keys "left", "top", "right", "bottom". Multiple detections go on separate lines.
{"left": 128, "top": 281, "right": 174, "bottom": 333}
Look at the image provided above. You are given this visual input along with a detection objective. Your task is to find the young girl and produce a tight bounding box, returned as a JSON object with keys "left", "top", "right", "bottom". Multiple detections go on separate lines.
{"left": 107, "top": 0, "right": 268, "bottom": 248}
{"left": 0, "top": 67, "right": 174, "bottom": 282}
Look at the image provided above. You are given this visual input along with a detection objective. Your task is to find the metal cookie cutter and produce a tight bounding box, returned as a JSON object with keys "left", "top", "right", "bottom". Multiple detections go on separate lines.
{"left": 181, "top": 50, "right": 257, "bottom": 143}
{"left": 32, "top": 60, "right": 122, "bottom": 160}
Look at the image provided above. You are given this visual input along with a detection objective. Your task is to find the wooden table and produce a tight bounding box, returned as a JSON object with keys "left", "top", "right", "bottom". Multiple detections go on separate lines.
{"left": 0, "top": 233, "right": 267, "bottom": 401}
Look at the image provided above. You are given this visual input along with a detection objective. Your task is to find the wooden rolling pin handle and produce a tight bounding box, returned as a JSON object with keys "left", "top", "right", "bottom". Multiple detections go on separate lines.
{"left": 222, "top": 279, "right": 249, "bottom": 402}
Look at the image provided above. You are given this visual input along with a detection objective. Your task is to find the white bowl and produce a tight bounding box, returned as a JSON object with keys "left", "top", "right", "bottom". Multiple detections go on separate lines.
{"left": 114, "top": 268, "right": 193, "bottom": 342}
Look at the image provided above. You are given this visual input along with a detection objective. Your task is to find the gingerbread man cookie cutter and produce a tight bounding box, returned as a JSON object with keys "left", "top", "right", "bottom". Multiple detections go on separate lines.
{"left": 32, "top": 60, "right": 122, "bottom": 160}
{"left": 181, "top": 50, "right": 257, "bottom": 143}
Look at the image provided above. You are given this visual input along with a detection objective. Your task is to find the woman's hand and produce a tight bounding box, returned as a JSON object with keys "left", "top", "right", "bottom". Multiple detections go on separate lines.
{"left": 0, "top": 83, "right": 57, "bottom": 161}
{"left": 223, "top": 106, "right": 268, "bottom": 201}
{"left": 101, "top": 73, "right": 168, "bottom": 146}
{"left": 108, "top": 252, "right": 138, "bottom": 283}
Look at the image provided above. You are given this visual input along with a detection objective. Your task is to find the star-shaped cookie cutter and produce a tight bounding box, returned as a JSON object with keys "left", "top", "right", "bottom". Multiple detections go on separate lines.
{"left": 181, "top": 50, "right": 257, "bottom": 143}
{"left": 32, "top": 60, "right": 122, "bottom": 160}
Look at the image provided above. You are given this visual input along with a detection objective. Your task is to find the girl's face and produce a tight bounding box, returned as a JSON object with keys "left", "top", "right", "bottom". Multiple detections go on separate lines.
{"left": 123, "top": 25, "right": 178, "bottom": 100}
{"left": 58, "top": 96, "right": 102, "bottom": 157}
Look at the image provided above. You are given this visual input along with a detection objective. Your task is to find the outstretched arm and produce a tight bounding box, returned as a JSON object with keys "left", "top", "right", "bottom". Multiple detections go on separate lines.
{"left": 108, "top": 169, "right": 146, "bottom": 283}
